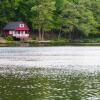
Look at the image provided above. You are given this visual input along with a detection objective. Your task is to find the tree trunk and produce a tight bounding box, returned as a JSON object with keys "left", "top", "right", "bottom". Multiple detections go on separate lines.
{"left": 38, "top": 27, "right": 41, "bottom": 40}
{"left": 69, "top": 32, "right": 72, "bottom": 40}
{"left": 69, "top": 26, "right": 73, "bottom": 40}
{"left": 0, "top": 25, "right": 3, "bottom": 36}
{"left": 58, "top": 27, "right": 62, "bottom": 40}
{"left": 42, "top": 29, "right": 45, "bottom": 41}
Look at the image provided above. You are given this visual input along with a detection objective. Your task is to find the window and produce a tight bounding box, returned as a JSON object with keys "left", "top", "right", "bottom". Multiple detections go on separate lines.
{"left": 19, "top": 24, "right": 24, "bottom": 28}
{"left": 9, "top": 31, "right": 15, "bottom": 35}
{"left": 9, "top": 31, "right": 13, "bottom": 34}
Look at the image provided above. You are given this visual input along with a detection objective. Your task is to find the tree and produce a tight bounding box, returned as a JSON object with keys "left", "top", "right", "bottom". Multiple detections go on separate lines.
{"left": 54, "top": 0, "right": 65, "bottom": 40}
{"left": 0, "top": 0, "right": 18, "bottom": 35}
{"left": 58, "top": 0, "right": 97, "bottom": 39}
{"left": 31, "top": 0, "right": 55, "bottom": 40}
{"left": 0, "top": 0, "right": 100, "bottom": 40}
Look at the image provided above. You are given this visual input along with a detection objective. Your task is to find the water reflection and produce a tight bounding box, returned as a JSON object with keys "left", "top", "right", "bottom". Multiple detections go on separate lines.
{"left": 0, "top": 67, "right": 100, "bottom": 100}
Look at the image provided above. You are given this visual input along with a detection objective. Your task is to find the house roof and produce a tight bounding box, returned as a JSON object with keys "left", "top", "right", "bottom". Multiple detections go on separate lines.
{"left": 3, "top": 22, "right": 29, "bottom": 30}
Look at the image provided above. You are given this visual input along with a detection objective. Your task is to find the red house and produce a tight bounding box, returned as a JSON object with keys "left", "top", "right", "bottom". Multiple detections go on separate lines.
{"left": 3, "top": 22, "right": 30, "bottom": 38}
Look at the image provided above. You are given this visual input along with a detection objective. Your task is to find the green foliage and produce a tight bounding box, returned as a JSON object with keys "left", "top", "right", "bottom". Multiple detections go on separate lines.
{"left": 31, "top": 0, "right": 55, "bottom": 40}
{"left": 0, "top": 0, "right": 100, "bottom": 40}
{"left": 5, "top": 36, "right": 14, "bottom": 41}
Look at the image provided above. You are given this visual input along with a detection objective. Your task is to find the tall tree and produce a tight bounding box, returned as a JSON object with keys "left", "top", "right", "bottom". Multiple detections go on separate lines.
{"left": 60, "top": 0, "right": 97, "bottom": 39}
{"left": 0, "top": 0, "right": 18, "bottom": 35}
{"left": 54, "top": 0, "right": 65, "bottom": 40}
{"left": 31, "top": 0, "right": 55, "bottom": 40}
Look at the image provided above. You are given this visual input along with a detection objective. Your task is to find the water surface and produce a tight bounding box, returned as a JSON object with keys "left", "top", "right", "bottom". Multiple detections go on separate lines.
{"left": 0, "top": 46, "right": 100, "bottom": 100}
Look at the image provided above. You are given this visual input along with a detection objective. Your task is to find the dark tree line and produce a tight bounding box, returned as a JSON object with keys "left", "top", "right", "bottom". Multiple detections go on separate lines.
{"left": 0, "top": 0, "right": 100, "bottom": 40}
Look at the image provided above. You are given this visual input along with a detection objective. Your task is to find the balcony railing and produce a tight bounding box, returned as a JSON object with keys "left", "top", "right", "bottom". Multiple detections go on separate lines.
{"left": 13, "top": 33, "right": 29, "bottom": 38}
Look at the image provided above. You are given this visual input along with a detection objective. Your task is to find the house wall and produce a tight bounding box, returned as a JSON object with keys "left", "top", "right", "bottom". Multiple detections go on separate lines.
{"left": 13, "top": 31, "right": 29, "bottom": 38}
{"left": 4, "top": 30, "right": 10, "bottom": 36}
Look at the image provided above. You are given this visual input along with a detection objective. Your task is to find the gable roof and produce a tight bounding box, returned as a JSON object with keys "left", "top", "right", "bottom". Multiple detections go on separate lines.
{"left": 3, "top": 22, "right": 25, "bottom": 30}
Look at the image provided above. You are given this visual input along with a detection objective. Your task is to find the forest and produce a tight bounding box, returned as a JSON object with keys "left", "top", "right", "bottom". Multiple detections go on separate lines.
{"left": 0, "top": 0, "right": 100, "bottom": 41}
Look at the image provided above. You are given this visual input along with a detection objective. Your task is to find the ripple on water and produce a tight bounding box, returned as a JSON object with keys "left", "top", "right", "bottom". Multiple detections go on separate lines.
{"left": 0, "top": 67, "right": 100, "bottom": 100}
{"left": 0, "top": 47, "right": 100, "bottom": 100}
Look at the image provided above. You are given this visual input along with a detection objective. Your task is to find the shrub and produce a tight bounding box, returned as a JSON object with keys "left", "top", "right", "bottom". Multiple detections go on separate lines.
{"left": 5, "top": 36, "right": 14, "bottom": 41}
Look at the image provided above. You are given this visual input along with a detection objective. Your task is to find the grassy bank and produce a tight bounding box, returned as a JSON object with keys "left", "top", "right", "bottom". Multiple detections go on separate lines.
{"left": 1, "top": 36, "right": 100, "bottom": 46}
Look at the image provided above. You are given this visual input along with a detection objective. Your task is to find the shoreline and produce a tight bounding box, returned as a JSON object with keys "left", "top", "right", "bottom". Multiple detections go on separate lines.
{"left": 1, "top": 41, "right": 100, "bottom": 47}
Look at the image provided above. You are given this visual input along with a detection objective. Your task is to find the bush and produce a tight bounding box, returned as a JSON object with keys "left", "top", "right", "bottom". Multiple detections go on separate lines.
{"left": 5, "top": 36, "right": 14, "bottom": 41}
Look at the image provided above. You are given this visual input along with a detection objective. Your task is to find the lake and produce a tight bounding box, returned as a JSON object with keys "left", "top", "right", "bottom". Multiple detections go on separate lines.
{"left": 0, "top": 46, "right": 100, "bottom": 100}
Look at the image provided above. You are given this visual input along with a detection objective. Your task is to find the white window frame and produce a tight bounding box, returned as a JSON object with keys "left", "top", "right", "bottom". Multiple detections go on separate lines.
{"left": 19, "top": 24, "right": 24, "bottom": 28}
